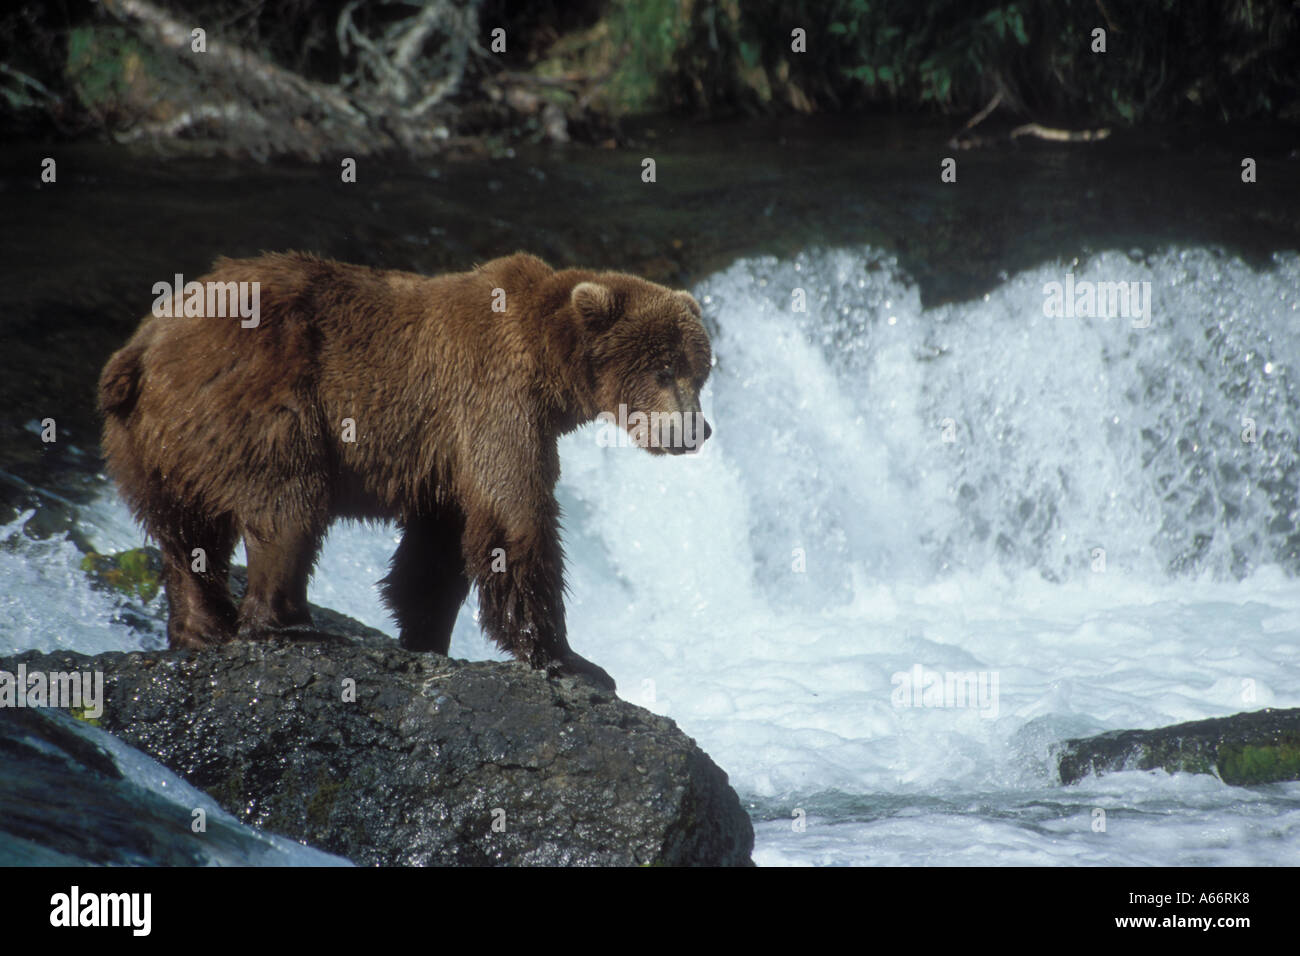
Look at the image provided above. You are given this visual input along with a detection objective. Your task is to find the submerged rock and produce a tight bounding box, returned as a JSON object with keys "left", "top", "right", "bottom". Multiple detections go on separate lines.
{"left": 1056, "top": 707, "right": 1300, "bottom": 786}
{"left": 1, "top": 624, "right": 754, "bottom": 866}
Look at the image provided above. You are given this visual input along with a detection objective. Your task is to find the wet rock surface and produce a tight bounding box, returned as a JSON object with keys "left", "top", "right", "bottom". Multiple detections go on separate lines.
{"left": 1, "top": 619, "right": 754, "bottom": 866}
{"left": 0, "top": 707, "right": 350, "bottom": 865}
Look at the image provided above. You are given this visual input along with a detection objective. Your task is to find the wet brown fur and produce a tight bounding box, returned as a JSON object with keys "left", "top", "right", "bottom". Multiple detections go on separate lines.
{"left": 98, "top": 252, "right": 712, "bottom": 690}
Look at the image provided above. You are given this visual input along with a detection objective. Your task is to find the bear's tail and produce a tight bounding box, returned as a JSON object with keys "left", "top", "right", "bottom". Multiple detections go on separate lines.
{"left": 98, "top": 342, "right": 147, "bottom": 418}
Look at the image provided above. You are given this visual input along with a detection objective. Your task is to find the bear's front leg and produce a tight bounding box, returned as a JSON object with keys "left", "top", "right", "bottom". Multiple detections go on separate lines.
{"left": 466, "top": 514, "right": 615, "bottom": 693}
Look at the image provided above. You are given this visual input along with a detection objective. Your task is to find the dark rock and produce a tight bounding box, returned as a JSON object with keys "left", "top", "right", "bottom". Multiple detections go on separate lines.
{"left": 1056, "top": 707, "right": 1300, "bottom": 786}
{"left": 1, "top": 626, "right": 754, "bottom": 866}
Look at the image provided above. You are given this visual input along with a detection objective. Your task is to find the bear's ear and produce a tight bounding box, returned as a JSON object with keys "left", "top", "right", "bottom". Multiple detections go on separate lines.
{"left": 572, "top": 282, "right": 617, "bottom": 330}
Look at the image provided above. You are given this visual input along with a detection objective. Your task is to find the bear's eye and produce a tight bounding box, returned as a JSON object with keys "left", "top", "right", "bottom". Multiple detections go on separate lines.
{"left": 655, "top": 368, "right": 673, "bottom": 386}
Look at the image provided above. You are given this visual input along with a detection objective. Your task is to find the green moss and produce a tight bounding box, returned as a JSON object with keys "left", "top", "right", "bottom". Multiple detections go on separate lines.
{"left": 1216, "top": 739, "right": 1300, "bottom": 786}
{"left": 66, "top": 705, "right": 101, "bottom": 727}
{"left": 80, "top": 548, "right": 161, "bottom": 603}
{"left": 1159, "top": 750, "right": 1217, "bottom": 777}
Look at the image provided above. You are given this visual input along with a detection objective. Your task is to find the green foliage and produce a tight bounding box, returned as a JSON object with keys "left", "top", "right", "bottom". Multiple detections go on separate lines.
{"left": 62, "top": 21, "right": 189, "bottom": 130}
{"left": 65, "top": 25, "right": 147, "bottom": 112}
{"left": 638, "top": 0, "right": 1300, "bottom": 123}
{"left": 604, "top": 0, "right": 689, "bottom": 112}
{"left": 833, "top": 2, "right": 1029, "bottom": 108}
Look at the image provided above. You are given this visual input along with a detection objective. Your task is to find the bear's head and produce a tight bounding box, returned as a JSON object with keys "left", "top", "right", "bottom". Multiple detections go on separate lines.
{"left": 574, "top": 278, "right": 713, "bottom": 455}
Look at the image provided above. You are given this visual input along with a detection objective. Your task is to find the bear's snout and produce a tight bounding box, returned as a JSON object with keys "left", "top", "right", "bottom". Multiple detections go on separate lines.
{"left": 664, "top": 413, "right": 711, "bottom": 455}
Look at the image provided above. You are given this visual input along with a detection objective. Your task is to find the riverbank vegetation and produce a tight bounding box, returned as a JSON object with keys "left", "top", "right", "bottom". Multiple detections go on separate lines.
{"left": 2, "top": 0, "right": 1296, "bottom": 158}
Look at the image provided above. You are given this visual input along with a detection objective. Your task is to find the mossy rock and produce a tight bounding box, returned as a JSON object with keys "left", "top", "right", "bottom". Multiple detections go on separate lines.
{"left": 1216, "top": 737, "right": 1300, "bottom": 786}
{"left": 1058, "top": 708, "right": 1300, "bottom": 787}
{"left": 79, "top": 547, "right": 162, "bottom": 604}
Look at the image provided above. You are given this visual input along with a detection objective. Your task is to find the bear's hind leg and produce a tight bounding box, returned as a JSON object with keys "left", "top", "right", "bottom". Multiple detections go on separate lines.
{"left": 381, "top": 512, "right": 470, "bottom": 654}
{"left": 155, "top": 508, "right": 238, "bottom": 650}
{"left": 238, "top": 521, "right": 323, "bottom": 639}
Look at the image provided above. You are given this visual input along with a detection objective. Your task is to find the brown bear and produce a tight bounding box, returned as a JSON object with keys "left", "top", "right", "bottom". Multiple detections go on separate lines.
{"left": 97, "top": 252, "right": 713, "bottom": 691}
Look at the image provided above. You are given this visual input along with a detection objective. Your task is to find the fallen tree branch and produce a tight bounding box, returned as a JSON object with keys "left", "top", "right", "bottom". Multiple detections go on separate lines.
{"left": 104, "top": 0, "right": 367, "bottom": 123}
{"left": 961, "top": 90, "right": 1002, "bottom": 132}
{"left": 1010, "top": 122, "right": 1110, "bottom": 142}
{"left": 113, "top": 102, "right": 258, "bottom": 141}
{"left": 947, "top": 95, "right": 1111, "bottom": 150}
{"left": 946, "top": 89, "right": 1003, "bottom": 148}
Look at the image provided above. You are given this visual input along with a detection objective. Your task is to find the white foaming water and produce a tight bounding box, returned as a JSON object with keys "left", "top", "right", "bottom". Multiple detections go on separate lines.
{"left": 1, "top": 494, "right": 167, "bottom": 656}
{"left": 6, "top": 246, "right": 1299, "bottom": 865}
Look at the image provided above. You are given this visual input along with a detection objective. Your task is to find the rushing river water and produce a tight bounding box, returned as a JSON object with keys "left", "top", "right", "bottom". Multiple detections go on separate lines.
{"left": 3, "top": 119, "right": 1299, "bottom": 865}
